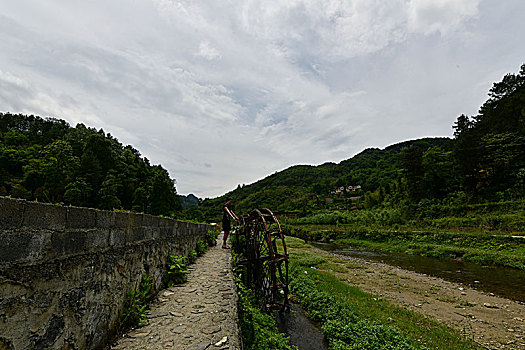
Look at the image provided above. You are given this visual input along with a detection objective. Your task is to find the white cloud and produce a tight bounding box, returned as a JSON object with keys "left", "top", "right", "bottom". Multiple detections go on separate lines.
{"left": 196, "top": 41, "right": 222, "bottom": 61}
{"left": 407, "top": 0, "right": 480, "bottom": 36}
{"left": 1, "top": 0, "right": 523, "bottom": 198}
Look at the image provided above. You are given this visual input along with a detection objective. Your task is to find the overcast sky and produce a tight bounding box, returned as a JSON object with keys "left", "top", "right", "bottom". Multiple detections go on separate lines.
{"left": 1, "top": 1, "right": 524, "bottom": 198}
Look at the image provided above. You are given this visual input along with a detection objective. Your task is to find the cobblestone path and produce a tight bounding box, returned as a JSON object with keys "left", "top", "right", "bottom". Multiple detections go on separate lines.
{"left": 112, "top": 240, "right": 240, "bottom": 350}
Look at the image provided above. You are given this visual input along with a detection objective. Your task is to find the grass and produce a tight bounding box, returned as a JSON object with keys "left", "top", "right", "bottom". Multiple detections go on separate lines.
{"left": 285, "top": 224, "right": 525, "bottom": 270}
{"left": 234, "top": 274, "right": 297, "bottom": 350}
{"left": 285, "top": 201, "right": 525, "bottom": 234}
{"left": 285, "top": 236, "right": 482, "bottom": 350}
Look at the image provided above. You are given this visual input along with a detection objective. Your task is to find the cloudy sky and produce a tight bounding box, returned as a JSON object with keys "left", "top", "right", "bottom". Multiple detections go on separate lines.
{"left": 1, "top": 1, "right": 524, "bottom": 198}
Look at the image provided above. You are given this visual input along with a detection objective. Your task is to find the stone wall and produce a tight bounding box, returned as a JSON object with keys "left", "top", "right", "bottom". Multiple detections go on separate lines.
{"left": 0, "top": 197, "right": 211, "bottom": 350}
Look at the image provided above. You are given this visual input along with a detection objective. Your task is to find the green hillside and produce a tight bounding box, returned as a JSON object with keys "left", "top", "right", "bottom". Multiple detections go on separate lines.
{"left": 201, "top": 137, "right": 451, "bottom": 218}
{"left": 202, "top": 64, "right": 525, "bottom": 220}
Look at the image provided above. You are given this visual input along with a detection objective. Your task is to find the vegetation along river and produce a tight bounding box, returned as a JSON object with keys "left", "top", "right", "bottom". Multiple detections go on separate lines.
{"left": 312, "top": 242, "right": 525, "bottom": 303}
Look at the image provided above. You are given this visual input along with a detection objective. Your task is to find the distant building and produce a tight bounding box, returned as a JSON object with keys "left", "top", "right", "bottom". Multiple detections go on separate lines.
{"left": 331, "top": 185, "right": 362, "bottom": 195}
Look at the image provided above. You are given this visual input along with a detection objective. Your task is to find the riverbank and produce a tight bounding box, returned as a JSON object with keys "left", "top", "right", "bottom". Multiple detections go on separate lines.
{"left": 284, "top": 224, "right": 525, "bottom": 270}
{"left": 286, "top": 236, "right": 525, "bottom": 349}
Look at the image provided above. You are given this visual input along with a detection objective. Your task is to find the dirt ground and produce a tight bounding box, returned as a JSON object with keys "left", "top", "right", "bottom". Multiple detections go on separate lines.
{"left": 311, "top": 247, "right": 525, "bottom": 350}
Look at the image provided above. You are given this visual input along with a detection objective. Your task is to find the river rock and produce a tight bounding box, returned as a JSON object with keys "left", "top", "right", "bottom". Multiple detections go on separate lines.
{"left": 171, "top": 325, "right": 187, "bottom": 334}
{"left": 188, "top": 341, "right": 210, "bottom": 350}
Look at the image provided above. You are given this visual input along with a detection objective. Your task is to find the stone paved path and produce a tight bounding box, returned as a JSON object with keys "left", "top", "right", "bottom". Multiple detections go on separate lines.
{"left": 112, "top": 239, "right": 240, "bottom": 350}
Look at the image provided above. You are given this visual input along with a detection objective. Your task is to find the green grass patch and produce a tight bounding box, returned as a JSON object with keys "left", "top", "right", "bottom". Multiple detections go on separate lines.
{"left": 289, "top": 251, "right": 326, "bottom": 267}
{"left": 286, "top": 224, "right": 525, "bottom": 270}
{"left": 335, "top": 237, "right": 525, "bottom": 270}
{"left": 290, "top": 264, "right": 480, "bottom": 349}
{"left": 234, "top": 276, "right": 296, "bottom": 350}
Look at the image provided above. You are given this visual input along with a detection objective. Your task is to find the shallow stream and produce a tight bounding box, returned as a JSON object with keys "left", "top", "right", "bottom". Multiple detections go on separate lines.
{"left": 273, "top": 303, "right": 329, "bottom": 350}
{"left": 312, "top": 242, "right": 525, "bottom": 303}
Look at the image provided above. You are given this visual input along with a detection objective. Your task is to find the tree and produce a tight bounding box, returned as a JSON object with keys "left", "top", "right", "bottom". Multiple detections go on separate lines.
{"left": 421, "top": 147, "right": 457, "bottom": 200}
{"left": 41, "top": 140, "right": 79, "bottom": 202}
{"left": 401, "top": 146, "right": 424, "bottom": 202}
{"left": 98, "top": 172, "right": 122, "bottom": 210}
{"left": 147, "top": 166, "right": 180, "bottom": 215}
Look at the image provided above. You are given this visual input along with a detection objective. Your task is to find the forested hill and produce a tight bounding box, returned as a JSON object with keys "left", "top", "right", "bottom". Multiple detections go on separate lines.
{"left": 0, "top": 113, "right": 181, "bottom": 215}
{"left": 201, "top": 137, "right": 451, "bottom": 217}
{"left": 202, "top": 64, "right": 525, "bottom": 219}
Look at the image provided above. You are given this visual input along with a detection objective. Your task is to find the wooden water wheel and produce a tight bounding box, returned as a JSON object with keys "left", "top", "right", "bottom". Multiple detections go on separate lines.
{"left": 233, "top": 208, "right": 289, "bottom": 310}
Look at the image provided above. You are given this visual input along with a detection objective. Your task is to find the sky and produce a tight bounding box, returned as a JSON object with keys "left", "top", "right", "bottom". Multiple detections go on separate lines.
{"left": 1, "top": 0, "right": 524, "bottom": 198}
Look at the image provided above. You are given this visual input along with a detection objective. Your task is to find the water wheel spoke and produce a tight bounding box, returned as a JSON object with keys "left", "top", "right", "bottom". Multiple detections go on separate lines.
{"left": 234, "top": 208, "right": 289, "bottom": 311}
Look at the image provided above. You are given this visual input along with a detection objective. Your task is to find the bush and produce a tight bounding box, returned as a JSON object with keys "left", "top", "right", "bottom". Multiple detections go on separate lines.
{"left": 120, "top": 275, "right": 153, "bottom": 330}
{"left": 188, "top": 249, "right": 197, "bottom": 264}
{"left": 196, "top": 239, "right": 207, "bottom": 256}
{"left": 233, "top": 253, "right": 296, "bottom": 350}
{"left": 323, "top": 320, "right": 415, "bottom": 350}
{"left": 206, "top": 228, "right": 219, "bottom": 247}
{"left": 163, "top": 253, "right": 189, "bottom": 287}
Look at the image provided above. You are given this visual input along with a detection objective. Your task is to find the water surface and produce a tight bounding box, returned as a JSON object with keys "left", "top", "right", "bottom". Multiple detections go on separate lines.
{"left": 273, "top": 303, "right": 329, "bottom": 350}
{"left": 312, "top": 242, "right": 525, "bottom": 303}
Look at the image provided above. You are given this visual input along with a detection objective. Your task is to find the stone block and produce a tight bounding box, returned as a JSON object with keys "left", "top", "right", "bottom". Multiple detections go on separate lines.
{"left": 96, "top": 210, "right": 115, "bottom": 229}
{"left": 86, "top": 229, "right": 109, "bottom": 250}
{"left": 143, "top": 226, "right": 153, "bottom": 240}
{"left": 141, "top": 214, "right": 157, "bottom": 227}
{"left": 66, "top": 207, "right": 96, "bottom": 229}
{"left": 158, "top": 217, "right": 172, "bottom": 228}
{"left": 128, "top": 213, "right": 143, "bottom": 228}
{"left": 23, "top": 201, "right": 67, "bottom": 230}
{"left": 131, "top": 227, "right": 146, "bottom": 242}
{"left": 172, "top": 221, "right": 181, "bottom": 237}
{"left": 109, "top": 228, "right": 126, "bottom": 247}
{"left": 52, "top": 230, "right": 87, "bottom": 256}
{"left": 150, "top": 227, "right": 160, "bottom": 240}
{"left": 0, "top": 196, "right": 25, "bottom": 229}
{"left": 0, "top": 231, "right": 33, "bottom": 263}
{"left": 115, "top": 211, "right": 132, "bottom": 229}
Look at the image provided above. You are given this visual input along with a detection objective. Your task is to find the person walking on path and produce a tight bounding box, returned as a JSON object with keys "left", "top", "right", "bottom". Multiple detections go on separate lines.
{"left": 222, "top": 197, "right": 239, "bottom": 249}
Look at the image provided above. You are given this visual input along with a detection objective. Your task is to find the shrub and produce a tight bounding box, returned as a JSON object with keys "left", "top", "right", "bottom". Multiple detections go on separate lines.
{"left": 196, "top": 239, "right": 207, "bottom": 256}
{"left": 120, "top": 275, "right": 153, "bottom": 330}
{"left": 233, "top": 250, "right": 296, "bottom": 350}
{"left": 206, "top": 228, "right": 219, "bottom": 247}
{"left": 188, "top": 249, "right": 198, "bottom": 264}
{"left": 163, "top": 253, "right": 189, "bottom": 287}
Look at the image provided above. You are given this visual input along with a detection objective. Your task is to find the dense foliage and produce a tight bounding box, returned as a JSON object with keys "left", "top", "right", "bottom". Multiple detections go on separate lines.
{"left": 0, "top": 113, "right": 181, "bottom": 215}
{"left": 201, "top": 64, "right": 525, "bottom": 219}
{"left": 234, "top": 275, "right": 296, "bottom": 350}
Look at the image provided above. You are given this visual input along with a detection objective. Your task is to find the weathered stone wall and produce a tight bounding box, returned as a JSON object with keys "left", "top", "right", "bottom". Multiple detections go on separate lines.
{"left": 0, "top": 197, "right": 210, "bottom": 350}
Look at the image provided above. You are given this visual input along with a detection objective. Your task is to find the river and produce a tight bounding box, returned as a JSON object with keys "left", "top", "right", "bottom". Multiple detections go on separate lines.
{"left": 312, "top": 242, "right": 525, "bottom": 303}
